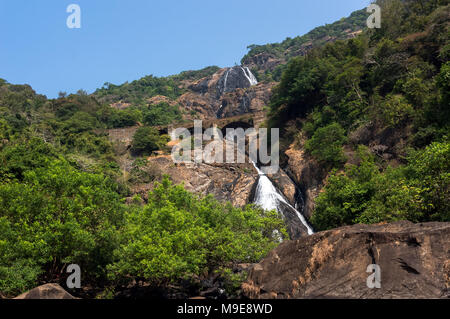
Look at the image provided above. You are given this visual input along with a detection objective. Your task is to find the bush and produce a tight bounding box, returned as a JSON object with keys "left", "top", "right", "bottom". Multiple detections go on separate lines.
{"left": 311, "top": 142, "right": 450, "bottom": 231}
{"left": 305, "top": 122, "right": 347, "bottom": 167}
{"left": 377, "top": 94, "right": 414, "bottom": 127}
{"left": 311, "top": 147, "right": 379, "bottom": 230}
{"left": 131, "top": 127, "right": 168, "bottom": 155}
{"left": 143, "top": 103, "right": 182, "bottom": 126}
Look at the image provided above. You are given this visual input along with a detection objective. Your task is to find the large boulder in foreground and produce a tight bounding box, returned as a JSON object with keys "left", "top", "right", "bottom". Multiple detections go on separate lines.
{"left": 14, "top": 284, "right": 77, "bottom": 299}
{"left": 243, "top": 221, "right": 450, "bottom": 299}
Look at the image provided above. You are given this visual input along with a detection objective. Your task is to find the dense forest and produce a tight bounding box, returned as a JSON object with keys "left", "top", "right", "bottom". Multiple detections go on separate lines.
{"left": 268, "top": 0, "right": 449, "bottom": 230}
{"left": 0, "top": 0, "right": 449, "bottom": 299}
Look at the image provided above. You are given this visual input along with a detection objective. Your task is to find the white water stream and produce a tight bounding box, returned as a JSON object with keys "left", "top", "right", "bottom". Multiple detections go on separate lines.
{"left": 222, "top": 66, "right": 258, "bottom": 93}
{"left": 241, "top": 67, "right": 258, "bottom": 86}
{"left": 251, "top": 161, "right": 314, "bottom": 235}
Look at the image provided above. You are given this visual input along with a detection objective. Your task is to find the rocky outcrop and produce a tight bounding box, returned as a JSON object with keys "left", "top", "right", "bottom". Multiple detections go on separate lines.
{"left": 14, "top": 284, "right": 77, "bottom": 299}
{"left": 177, "top": 66, "right": 268, "bottom": 120}
{"left": 216, "top": 66, "right": 258, "bottom": 96}
{"left": 284, "top": 143, "right": 326, "bottom": 220}
{"left": 146, "top": 95, "right": 179, "bottom": 107}
{"left": 133, "top": 155, "right": 258, "bottom": 208}
{"left": 217, "top": 82, "right": 274, "bottom": 119}
{"left": 241, "top": 52, "right": 282, "bottom": 73}
{"left": 243, "top": 221, "right": 450, "bottom": 299}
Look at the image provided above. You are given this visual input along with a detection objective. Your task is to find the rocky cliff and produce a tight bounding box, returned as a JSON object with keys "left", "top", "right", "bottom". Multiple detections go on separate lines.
{"left": 136, "top": 155, "right": 258, "bottom": 208}
{"left": 284, "top": 143, "right": 326, "bottom": 220}
{"left": 179, "top": 65, "right": 272, "bottom": 120}
{"left": 243, "top": 221, "right": 450, "bottom": 299}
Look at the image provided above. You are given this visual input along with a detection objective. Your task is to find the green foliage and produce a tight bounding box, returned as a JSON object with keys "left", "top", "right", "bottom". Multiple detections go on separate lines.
{"left": 305, "top": 122, "right": 347, "bottom": 167}
{"left": 0, "top": 158, "right": 125, "bottom": 296}
{"left": 96, "top": 106, "right": 141, "bottom": 128}
{"left": 131, "top": 127, "right": 168, "bottom": 155}
{"left": 170, "top": 66, "right": 221, "bottom": 82}
{"left": 376, "top": 94, "right": 414, "bottom": 127}
{"left": 403, "top": 141, "right": 450, "bottom": 220}
{"left": 94, "top": 75, "right": 185, "bottom": 105}
{"left": 143, "top": 102, "right": 182, "bottom": 126}
{"left": 107, "top": 178, "right": 286, "bottom": 286}
{"left": 268, "top": 54, "right": 330, "bottom": 130}
{"left": 0, "top": 137, "right": 59, "bottom": 182}
{"left": 242, "top": 9, "right": 367, "bottom": 64}
{"left": 128, "top": 158, "right": 162, "bottom": 184}
{"left": 312, "top": 142, "right": 450, "bottom": 231}
{"left": 437, "top": 61, "right": 450, "bottom": 109}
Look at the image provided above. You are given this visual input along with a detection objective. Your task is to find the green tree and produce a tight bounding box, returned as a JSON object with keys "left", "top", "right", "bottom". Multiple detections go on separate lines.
{"left": 107, "top": 178, "right": 286, "bottom": 287}
{"left": 0, "top": 159, "right": 125, "bottom": 296}
{"left": 143, "top": 103, "right": 182, "bottom": 126}
{"left": 131, "top": 126, "right": 167, "bottom": 155}
{"left": 305, "top": 122, "right": 347, "bottom": 167}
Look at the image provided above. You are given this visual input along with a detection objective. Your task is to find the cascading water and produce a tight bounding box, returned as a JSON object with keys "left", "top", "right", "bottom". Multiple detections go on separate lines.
{"left": 223, "top": 68, "right": 231, "bottom": 93}
{"left": 252, "top": 162, "right": 314, "bottom": 235}
{"left": 222, "top": 66, "right": 258, "bottom": 94}
{"left": 241, "top": 67, "right": 258, "bottom": 86}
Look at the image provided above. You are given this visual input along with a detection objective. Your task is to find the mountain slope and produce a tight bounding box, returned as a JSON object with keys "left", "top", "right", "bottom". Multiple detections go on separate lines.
{"left": 267, "top": 0, "right": 449, "bottom": 230}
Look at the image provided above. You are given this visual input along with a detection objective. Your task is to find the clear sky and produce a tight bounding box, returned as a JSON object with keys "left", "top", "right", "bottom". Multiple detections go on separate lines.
{"left": 0, "top": 0, "right": 370, "bottom": 98}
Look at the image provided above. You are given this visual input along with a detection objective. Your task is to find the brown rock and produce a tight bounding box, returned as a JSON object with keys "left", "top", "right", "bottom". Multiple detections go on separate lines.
{"left": 243, "top": 221, "right": 450, "bottom": 299}
{"left": 14, "top": 284, "right": 78, "bottom": 299}
{"left": 146, "top": 95, "right": 178, "bottom": 106}
{"left": 285, "top": 143, "right": 326, "bottom": 220}
{"left": 142, "top": 155, "right": 258, "bottom": 207}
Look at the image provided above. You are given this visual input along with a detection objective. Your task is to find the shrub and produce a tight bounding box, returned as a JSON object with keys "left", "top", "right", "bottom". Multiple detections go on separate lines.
{"left": 143, "top": 103, "right": 182, "bottom": 127}
{"left": 377, "top": 94, "right": 414, "bottom": 127}
{"left": 311, "top": 142, "right": 450, "bottom": 231}
{"left": 131, "top": 127, "right": 167, "bottom": 155}
{"left": 305, "top": 122, "right": 347, "bottom": 167}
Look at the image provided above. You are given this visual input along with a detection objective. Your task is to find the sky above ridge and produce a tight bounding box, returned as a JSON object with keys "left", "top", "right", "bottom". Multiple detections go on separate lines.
{"left": 0, "top": 0, "right": 370, "bottom": 98}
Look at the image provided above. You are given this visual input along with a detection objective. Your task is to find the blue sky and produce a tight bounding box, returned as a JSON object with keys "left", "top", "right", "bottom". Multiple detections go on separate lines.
{"left": 0, "top": 0, "right": 369, "bottom": 98}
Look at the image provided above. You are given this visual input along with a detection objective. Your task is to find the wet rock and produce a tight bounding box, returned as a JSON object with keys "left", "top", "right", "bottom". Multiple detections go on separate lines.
{"left": 176, "top": 66, "right": 269, "bottom": 120}
{"left": 216, "top": 66, "right": 258, "bottom": 97}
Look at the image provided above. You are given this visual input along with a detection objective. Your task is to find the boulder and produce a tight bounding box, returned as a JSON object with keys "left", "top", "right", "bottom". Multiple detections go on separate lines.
{"left": 14, "top": 283, "right": 77, "bottom": 299}
{"left": 243, "top": 221, "right": 450, "bottom": 299}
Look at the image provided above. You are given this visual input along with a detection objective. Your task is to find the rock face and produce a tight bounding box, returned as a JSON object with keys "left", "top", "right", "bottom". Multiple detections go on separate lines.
{"left": 217, "top": 83, "right": 274, "bottom": 119}
{"left": 243, "top": 221, "right": 450, "bottom": 299}
{"left": 14, "top": 284, "right": 77, "bottom": 299}
{"left": 134, "top": 155, "right": 258, "bottom": 208}
{"left": 178, "top": 66, "right": 268, "bottom": 120}
{"left": 284, "top": 143, "right": 326, "bottom": 220}
{"left": 216, "top": 66, "right": 258, "bottom": 96}
{"left": 242, "top": 52, "right": 282, "bottom": 73}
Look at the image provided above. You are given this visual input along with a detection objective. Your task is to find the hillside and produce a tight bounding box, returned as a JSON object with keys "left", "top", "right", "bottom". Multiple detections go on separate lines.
{"left": 267, "top": 0, "right": 449, "bottom": 231}
{"left": 90, "top": 9, "right": 369, "bottom": 123}
{"left": 242, "top": 9, "right": 367, "bottom": 81}
{"left": 0, "top": 0, "right": 449, "bottom": 300}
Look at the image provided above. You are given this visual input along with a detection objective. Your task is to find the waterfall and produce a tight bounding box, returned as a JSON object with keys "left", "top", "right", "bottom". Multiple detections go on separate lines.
{"left": 251, "top": 162, "right": 314, "bottom": 235}
{"left": 222, "top": 66, "right": 258, "bottom": 94}
{"left": 223, "top": 68, "right": 231, "bottom": 93}
{"left": 241, "top": 67, "right": 258, "bottom": 86}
